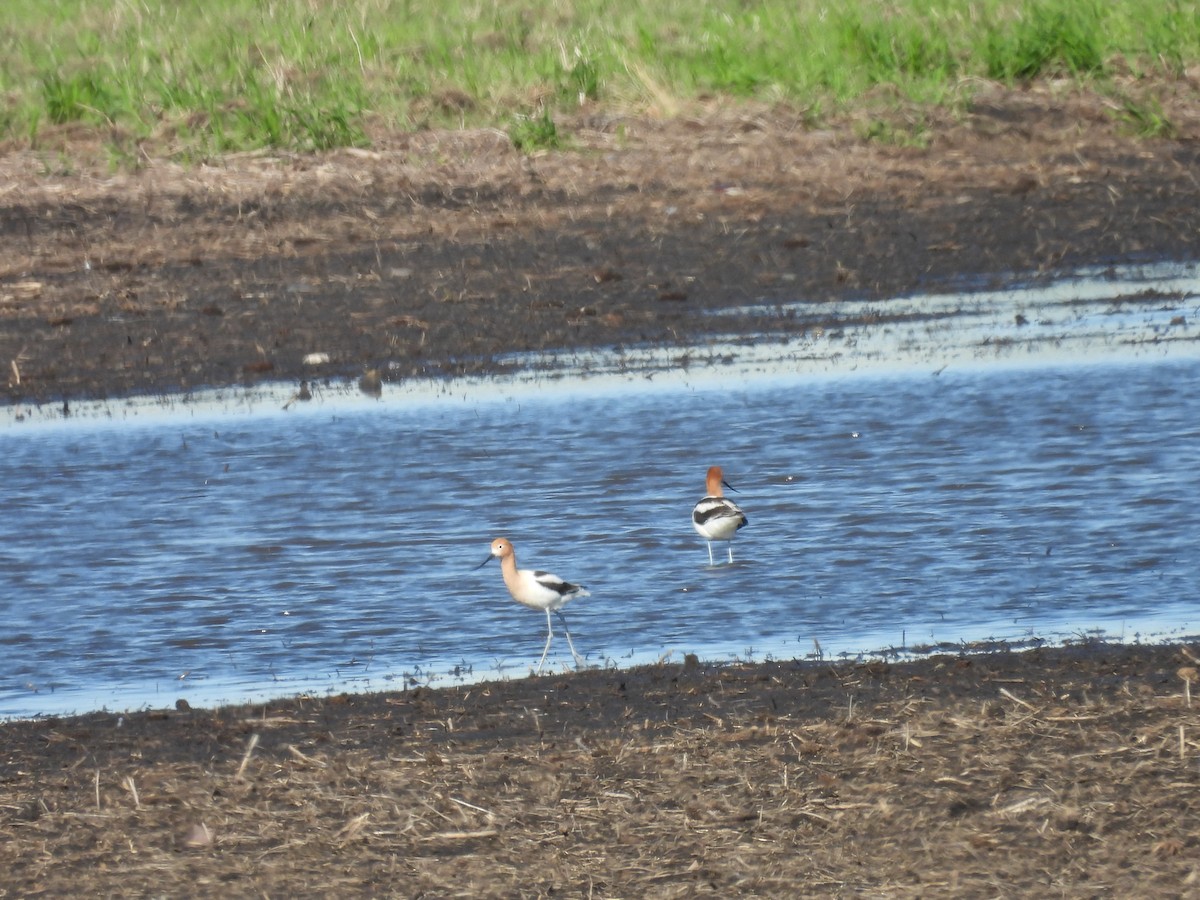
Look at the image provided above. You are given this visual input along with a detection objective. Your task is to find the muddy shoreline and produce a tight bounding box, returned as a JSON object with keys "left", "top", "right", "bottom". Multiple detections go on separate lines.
{"left": 4, "top": 92, "right": 1200, "bottom": 405}
{"left": 3, "top": 641, "right": 1200, "bottom": 896}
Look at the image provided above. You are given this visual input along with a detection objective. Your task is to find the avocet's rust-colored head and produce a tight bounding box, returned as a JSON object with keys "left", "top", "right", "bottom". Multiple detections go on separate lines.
{"left": 705, "top": 466, "right": 737, "bottom": 497}
{"left": 476, "top": 537, "right": 515, "bottom": 569}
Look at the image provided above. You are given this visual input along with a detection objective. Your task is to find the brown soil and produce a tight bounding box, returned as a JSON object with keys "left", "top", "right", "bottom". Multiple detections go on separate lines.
{"left": 3, "top": 644, "right": 1200, "bottom": 897}
{"left": 2, "top": 85, "right": 1200, "bottom": 405}
{"left": 4, "top": 84, "right": 1200, "bottom": 896}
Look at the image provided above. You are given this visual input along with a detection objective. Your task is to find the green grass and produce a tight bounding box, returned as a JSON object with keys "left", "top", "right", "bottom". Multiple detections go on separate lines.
{"left": 1, "top": 0, "right": 1198, "bottom": 162}
{"left": 509, "top": 110, "right": 562, "bottom": 152}
{"left": 1114, "top": 93, "right": 1179, "bottom": 138}
{"left": 981, "top": 3, "right": 1107, "bottom": 79}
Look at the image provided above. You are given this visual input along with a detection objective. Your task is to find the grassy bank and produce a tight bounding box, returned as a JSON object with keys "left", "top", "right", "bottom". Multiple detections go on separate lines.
{"left": 1, "top": 0, "right": 1198, "bottom": 162}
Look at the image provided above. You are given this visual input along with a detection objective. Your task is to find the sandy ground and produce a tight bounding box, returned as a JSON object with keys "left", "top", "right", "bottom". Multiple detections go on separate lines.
{"left": 3, "top": 83, "right": 1200, "bottom": 896}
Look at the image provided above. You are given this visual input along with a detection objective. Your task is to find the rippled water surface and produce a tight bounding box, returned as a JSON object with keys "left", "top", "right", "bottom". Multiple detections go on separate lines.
{"left": 3, "top": 263, "right": 1200, "bottom": 718}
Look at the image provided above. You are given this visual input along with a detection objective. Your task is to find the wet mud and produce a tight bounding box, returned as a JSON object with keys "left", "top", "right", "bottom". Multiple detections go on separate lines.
{"left": 3, "top": 90, "right": 1200, "bottom": 405}
{"left": 2, "top": 642, "right": 1199, "bottom": 896}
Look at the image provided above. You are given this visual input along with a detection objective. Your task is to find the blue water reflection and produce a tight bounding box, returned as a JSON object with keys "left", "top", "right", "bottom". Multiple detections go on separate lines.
{"left": 2, "top": 350, "right": 1199, "bottom": 718}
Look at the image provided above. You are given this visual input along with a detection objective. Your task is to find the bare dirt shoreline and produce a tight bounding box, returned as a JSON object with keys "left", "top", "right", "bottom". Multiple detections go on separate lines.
{"left": 3, "top": 86, "right": 1200, "bottom": 406}
{"left": 3, "top": 642, "right": 1200, "bottom": 897}
{"left": 4, "top": 86, "right": 1200, "bottom": 896}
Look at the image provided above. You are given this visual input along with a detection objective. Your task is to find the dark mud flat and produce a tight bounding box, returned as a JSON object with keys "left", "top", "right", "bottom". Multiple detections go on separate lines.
{"left": 2, "top": 88, "right": 1200, "bottom": 404}
{"left": 2, "top": 642, "right": 1200, "bottom": 897}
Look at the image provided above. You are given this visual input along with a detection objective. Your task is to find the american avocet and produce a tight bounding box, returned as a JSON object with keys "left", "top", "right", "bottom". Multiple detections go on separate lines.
{"left": 692, "top": 465, "right": 749, "bottom": 565}
{"left": 476, "top": 537, "right": 589, "bottom": 674}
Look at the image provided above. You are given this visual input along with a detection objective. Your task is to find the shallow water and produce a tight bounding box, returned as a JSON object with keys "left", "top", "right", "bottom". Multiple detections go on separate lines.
{"left": 2, "top": 262, "right": 1200, "bottom": 718}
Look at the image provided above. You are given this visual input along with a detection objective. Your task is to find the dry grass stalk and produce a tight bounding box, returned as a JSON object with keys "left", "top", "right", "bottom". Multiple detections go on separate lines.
{"left": 285, "top": 743, "right": 326, "bottom": 767}
{"left": 122, "top": 776, "right": 139, "bottom": 809}
{"left": 235, "top": 732, "right": 260, "bottom": 779}
{"left": 998, "top": 686, "right": 1036, "bottom": 710}
{"left": 1178, "top": 666, "right": 1196, "bottom": 708}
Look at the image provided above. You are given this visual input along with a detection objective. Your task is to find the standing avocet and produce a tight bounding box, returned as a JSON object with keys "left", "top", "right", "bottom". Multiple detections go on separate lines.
{"left": 692, "top": 465, "right": 749, "bottom": 565}
{"left": 476, "top": 537, "right": 589, "bottom": 674}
